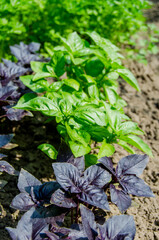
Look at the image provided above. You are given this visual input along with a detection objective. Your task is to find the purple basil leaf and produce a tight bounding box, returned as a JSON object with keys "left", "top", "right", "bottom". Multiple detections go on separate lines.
{"left": 33, "top": 181, "right": 60, "bottom": 203}
{"left": 45, "top": 224, "right": 71, "bottom": 239}
{"left": 0, "top": 82, "right": 20, "bottom": 100}
{"left": 68, "top": 156, "right": 85, "bottom": 174}
{"left": 32, "top": 205, "right": 68, "bottom": 219}
{"left": 98, "top": 157, "right": 116, "bottom": 175}
{"left": 44, "top": 231, "right": 59, "bottom": 240}
{"left": 7, "top": 207, "right": 50, "bottom": 240}
{"left": 13, "top": 78, "right": 26, "bottom": 89}
{"left": 18, "top": 169, "right": 41, "bottom": 193}
{"left": 110, "top": 184, "right": 131, "bottom": 212}
{"left": 5, "top": 228, "right": 17, "bottom": 240}
{"left": 116, "top": 154, "right": 149, "bottom": 177}
{"left": 10, "top": 45, "right": 22, "bottom": 62}
{"left": 50, "top": 214, "right": 65, "bottom": 226}
{"left": 57, "top": 142, "right": 85, "bottom": 173}
{"left": 0, "top": 84, "right": 18, "bottom": 101}
{"left": 79, "top": 185, "right": 110, "bottom": 210}
{"left": 0, "top": 60, "right": 28, "bottom": 85}
{"left": 0, "top": 160, "right": 17, "bottom": 175}
{"left": 120, "top": 175, "right": 154, "bottom": 197}
{"left": 0, "top": 134, "right": 14, "bottom": 147}
{"left": 11, "top": 192, "right": 34, "bottom": 211}
{"left": 2, "top": 59, "right": 28, "bottom": 75}
{"left": 29, "top": 42, "right": 40, "bottom": 53}
{"left": 51, "top": 189, "right": 77, "bottom": 208}
{"left": 68, "top": 224, "right": 88, "bottom": 240}
{"left": 6, "top": 207, "right": 35, "bottom": 240}
{"left": 10, "top": 42, "right": 41, "bottom": 65}
{"left": 32, "top": 220, "right": 49, "bottom": 240}
{"left": 0, "top": 100, "right": 10, "bottom": 107}
{"left": 101, "top": 215, "right": 136, "bottom": 240}
{"left": 83, "top": 165, "right": 111, "bottom": 188}
{"left": 45, "top": 224, "right": 75, "bottom": 240}
{"left": 52, "top": 163, "right": 81, "bottom": 193}
{"left": 2, "top": 59, "right": 18, "bottom": 68}
{"left": 5, "top": 108, "right": 33, "bottom": 121}
{"left": 0, "top": 153, "right": 7, "bottom": 158}
{"left": 80, "top": 204, "right": 97, "bottom": 240}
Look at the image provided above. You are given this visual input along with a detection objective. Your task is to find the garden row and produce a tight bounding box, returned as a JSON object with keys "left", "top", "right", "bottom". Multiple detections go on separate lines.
{"left": 1, "top": 0, "right": 159, "bottom": 62}
{"left": 0, "top": 29, "right": 155, "bottom": 239}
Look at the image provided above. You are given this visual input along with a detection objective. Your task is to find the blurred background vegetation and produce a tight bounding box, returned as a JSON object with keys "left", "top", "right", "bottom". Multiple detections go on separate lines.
{"left": 0, "top": 0, "right": 158, "bottom": 61}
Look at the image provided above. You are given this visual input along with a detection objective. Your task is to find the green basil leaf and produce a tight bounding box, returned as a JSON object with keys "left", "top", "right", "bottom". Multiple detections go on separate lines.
{"left": 15, "top": 96, "right": 61, "bottom": 117}
{"left": 31, "top": 61, "right": 47, "bottom": 73}
{"left": 82, "top": 75, "right": 99, "bottom": 99}
{"left": 66, "top": 123, "right": 90, "bottom": 145}
{"left": 44, "top": 42, "right": 55, "bottom": 56}
{"left": 57, "top": 124, "right": 67, "bottom": 139}
{"left": 119, "top": 135, "right": 153, "bottom": 157}
{"left": 106, "top": 72, "right": 119, "bottom": 80}
{"left": 115, "top": 66, "right": 140, "bottom": 91}
{"left": 67, "top": 32, "right": 85, "bottom": 53}
{"left": 14, "top": 93, "right": 37, "bottom": 107}
{"left": 69, "top": 141, "right": 91, "bottom": 157}
{"left": 117, "top": 121, "right": 144, "bottom": 135}
{"left": 49, "top": 82, "right": 64, "bottom": 91}
{"left": 97, "top": 139, "right": 115, "bottom": 158}
{"left": 103, "top": 85, "right": 118, "bottom": 105}
{"left": 33, "top": 72, "right": 53, "bottom": 81}
{"left": 63, "top": 78, "right": 80, "bottom": 91}
{"left": 38, "top": 143, "right": 58, "bottom": 159}
{"left": 88, "top": 84, "right": 99, "bottom": 99}
{"left": 118, "top": 140, "right": 135, "bottom": 154}
{"left": 50, "top": 51, "right": 65, "bottom": 77}
{"left": 86, "top": 31, "right": 120, "bottom": 62}
{"left": 104, "top": 102, "right": 121, "bottom": 129}
{"left": 85, "top": 154, "right": 98, "bottom": 168}
{"left": 86, "top": 126, "right": 111, "bottom": 142}
{"left": 20, "top": 75, "right": 49, "bottom": 93}
{"left": 85, "top": 58, "right": 104, "bottom": 77}
{"left": 74, "top": 104, "right": 106, "bottom": 126}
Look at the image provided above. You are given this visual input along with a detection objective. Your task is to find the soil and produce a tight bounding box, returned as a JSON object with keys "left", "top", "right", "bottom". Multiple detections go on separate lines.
{"left": 110, "top": 56, "right": 159, "bottom": 239}
{"left": 0, "top": 3, "right": 159, "bottom": 240}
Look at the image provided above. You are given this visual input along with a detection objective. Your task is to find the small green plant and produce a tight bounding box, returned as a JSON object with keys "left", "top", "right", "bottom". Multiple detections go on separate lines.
{"left": 14, "top": 32, "right": 152, "bottom": 161}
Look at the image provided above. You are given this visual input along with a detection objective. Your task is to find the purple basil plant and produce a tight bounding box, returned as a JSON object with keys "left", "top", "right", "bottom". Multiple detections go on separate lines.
{"left": 1, "top": 148, "right": 154, "bottom": 240}
{"left": 10, "top": 42, "right": 41, "bottom": 68}
{"left": 0, "top": 42, "right": 42, "bottom": 120}
{"left": 0, "top": 134, "right": 18, "bottom": 190}
{"left": 98, "top": 154, "right": 154, "bottom": 212}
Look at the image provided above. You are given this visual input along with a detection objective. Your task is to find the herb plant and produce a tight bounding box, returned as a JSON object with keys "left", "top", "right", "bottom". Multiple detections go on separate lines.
{"left": 98, "top": 155, "right": 154, "bottom": 212}
{"left": 3, "top": 152, "right": 154, "bottom": 239}
{"left": 0, "top": 134, "right": 18, "bottom": 189}
{"left": 0, "top": 42, "right": 45, "bottom": 120}
{"left": 14, "top": 32, "right": 152, "bottom": 158}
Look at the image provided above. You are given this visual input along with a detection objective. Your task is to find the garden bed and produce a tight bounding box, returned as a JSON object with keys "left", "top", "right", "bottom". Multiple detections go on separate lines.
{"left": 0, "top": 3, "right": 159, "bottom": 240}
{"left": 0, "top": 55, "right": 159, "bottom": 240}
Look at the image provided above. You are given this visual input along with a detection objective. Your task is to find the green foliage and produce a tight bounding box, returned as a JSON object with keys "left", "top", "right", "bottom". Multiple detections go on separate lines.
{"left": 97, "top": 140, "right": 115, "bottom": 159}
{"left": 0, "top": 0, "right": 153, "bottom": 59}
{"left": 14, "top": 32, "right": 152, "bottom": 158}
{"left": 126, "top": 23, "right": 159, "bottom": 64}
{"left": 38, "top": 143, "right": 58, "bottom": 159}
